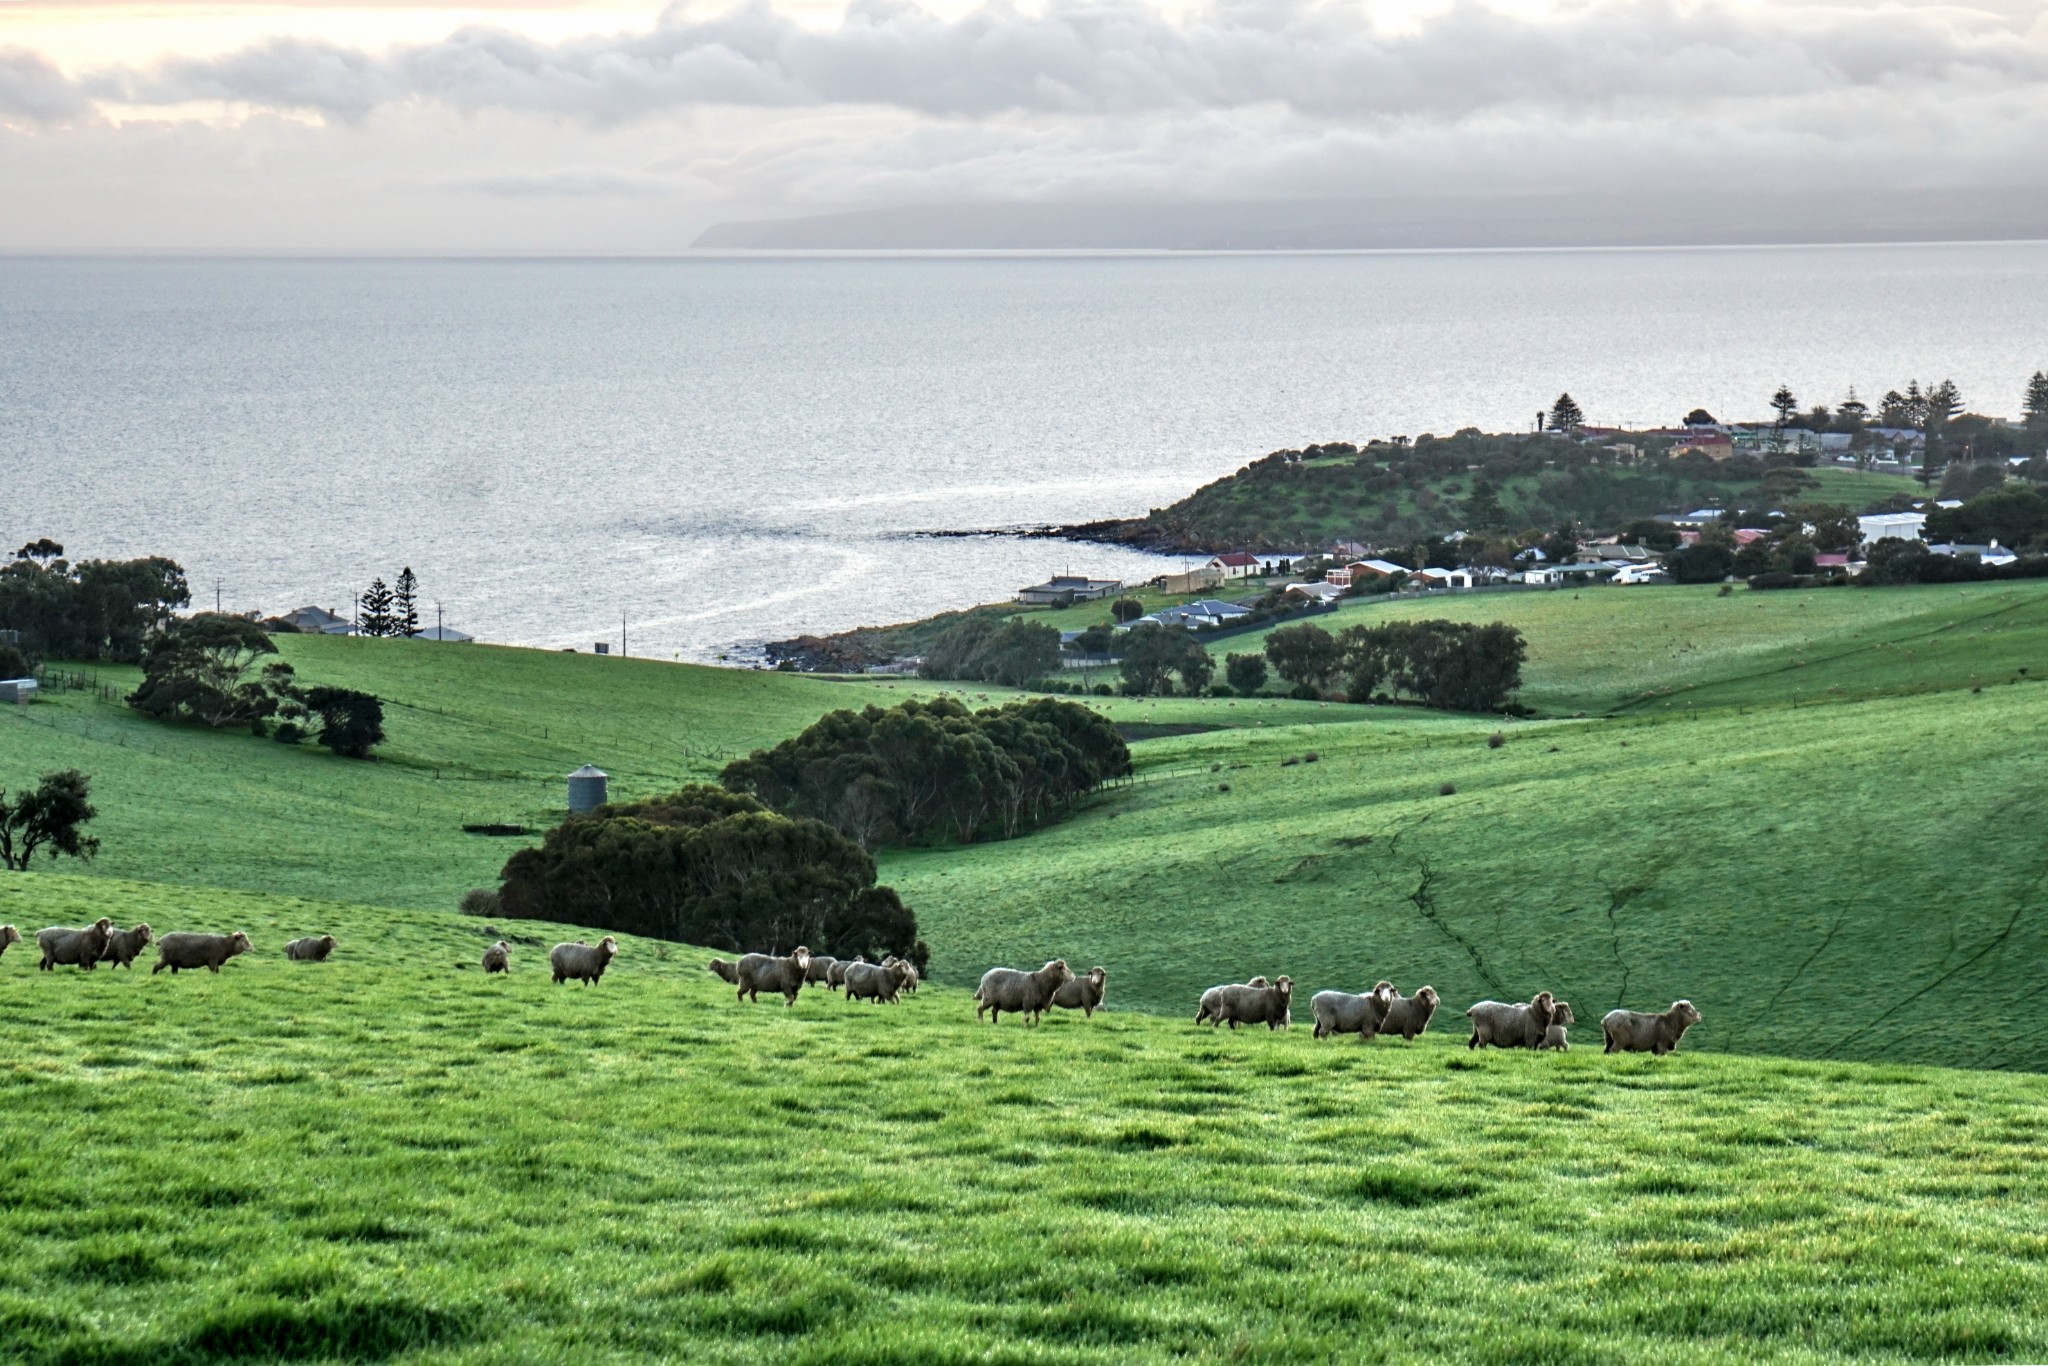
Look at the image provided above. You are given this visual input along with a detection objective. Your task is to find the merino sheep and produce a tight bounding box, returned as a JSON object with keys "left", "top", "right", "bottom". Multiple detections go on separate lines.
{"left": 1206, "top": 976, "right": 1294, "bottom": 1030}
{"left": 284, "top": 934, "right": 337, "bottom": 963}
{"left": 1195, "top": 976, "right": 1268, "bottom": 1025}
{"left": 1464, "top": 991, "right": 1556, "bottom": 1049}
{"left": 1, "top": 924, "right": 22, "bottom": 958}
{"left": 845, "top": 958, "right": 912, "bottom": 1004}
{"left": 1380, "top": 986, "right": 1442, "bottom": 1042}
{"left": 884, "top": 956, "right": 921, "bottom": 995}
{"left": 481, "top": 941, "right": 511, "bottom": 974}
{"left": 38, "top": 918, "right": 115, "bottom": 971}
{"left": 1540, "top": 1023, "right": 1570, "bottom": 1051}
{"left": 826, "top": 955, "right": 865, "bottom": 991}
{"left": 1602, "top": 1000, "right": 1702, "bottom": 1056}
{"left": 707, "top": 957, "right": 739, "bottom": 984}
{"left": 1311, "top": 981, "right": 1394, "bottom": 1040}
{"left": 734, "top": 946, "right": 812, "bottom": 1005}
{"left": 98, "top": 923, "right": 155, "bottom": 970}
{"left": 974, "top": 959, "right": 1074, "bottom": 1025}
{"left": 803, "top": 954, "right": 839, "bottom": 988}
{"left": 1050, "top": 965, "right": 1109, "bottom": 1017}
{"left": 152, "top": 931, "right": 254, "bottom": 975}
{"left": 550, "top": 936, "right": 619, "bottom": 986}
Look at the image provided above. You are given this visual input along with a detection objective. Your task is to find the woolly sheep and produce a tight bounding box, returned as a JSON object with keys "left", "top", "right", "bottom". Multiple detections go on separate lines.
{"left": 550, "top": 936, "right": 619, "bottom": 986}
{"left": 1464, "top": 991, "right": 1557, "bottom": 1049}
{"left": 707, "top": 957, "right": 739, "bottom": 984}
{"left": 98, "top": 923, "right": 155, "bottom": 970}
{"left": 883, "top": 955, "right": 921, "bottom": 995}
{"left": 1602, "top": 1000, "right": 1702, "bottom": 1055}
{"left": 735, "top": 947, "right": 812, "bottom": 1005}
{"left": 974, "top": 959, "right": 1074, "bottom": 1026}
{"left": 1050, "top": 965, "right": 1108, "bottom": 1017}
{"left": 0, "top": 925, "right": 19, "bottom": 958}
{"left": 152, "top": 931, "right": 254, "bottom": 975}
{"left": 1380, "top": 986, "right": 1442, "bottom": 1042}
{"left": 1311, "top": 981, "right": 1394, "bottom": 1041}
{"left": 481, "top": 941, "right": 511, "bottom": 974}
{"left": 844, "top": 958, "right": 912, "bottom": 1004}
{"left": 1540, "top": 1023, "right": 1570, "bottom": 1051}
{"left": 1195, "top": 976, "right": 1269, "bottom": 1026}
{"left": 284, "top": 934, "right": 336, "bottom": 963}
{"left": 803, "top": 954, "right": 839, "bottom": 988}
{"left": 826, "top": 955, "right": 865, "bottom": 991}
{"left": 38, "top": 918, "right": 115, "bottom": 971}
{"left": 1206, "top": 976, "right": 1294, "bottom": 1030}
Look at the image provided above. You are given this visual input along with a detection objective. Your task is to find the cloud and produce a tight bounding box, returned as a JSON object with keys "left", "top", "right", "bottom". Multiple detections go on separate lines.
{"left": 448, "top": 165, "right": 676, "bottom": 195}
{"left": 0, "top": 46, "right": 94, "bottom": 122}
{"left": 77, "top": 0, "right": 2048, "bottom": 126}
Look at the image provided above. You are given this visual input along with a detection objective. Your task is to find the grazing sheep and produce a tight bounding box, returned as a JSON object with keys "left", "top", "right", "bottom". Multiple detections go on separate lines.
{"left": 844, "top": 958, "right": 912, "bottom": 1004}
{"left": 803, "top": 954, "right": 839, "bottom": 988}
{"left": 1602, "top": 1000, "right": 1702, "bottom": 1056}
{"left": 1311, "top": 981, "right": 1394, "bottom": 1040}
{"left": 550, "top": 936, "right": 619, "bottom": 986}
{"left": 1050, "top": 965, "right": 1109, "bottom": 1017}
{"left": 826, "top": 955, "right": 865, "bottom": 991}
{"left": 1464, "top": 991, "right": 1556, "bottom": 1049}
{"left": 1195, "top": 976, "right": 1269, "bottom": 1026}
{"left": 974, "top": 959, "right": 1075, "bottom": 1025}
{"left": 151, "top": 931, "right": 254, "bottom": 975}
{"left": 284, "top": 934, "right": 337, "bottom": 963}
{"left": 1206, "top": 976, "right": 1294, "bottom": 1030}
{"left": 884, "top": 956, "right": 921, "bottom": 995}
{"left": 98, "top": 923, "right": 155, "bottom": 969}
{"left": 37, "top": 918, "right": 115, "bottom": 971}
{"left": 0, "top": 925, "right": 19, "bottom": 958}
{"left": 734, "top": 946, "right": 812, "bottom": 1006}
{"left": 1540, "top": 1023, "right": 1570, "bottom": 1051}
{"left": 1380, "top": 986, "right": 1442, "bottom": 1042}
{"left": 481, "top": 941, "right": 511, "bottom": 974}
{"left": 707, "top": 957, "right": 739, "bottom": 984}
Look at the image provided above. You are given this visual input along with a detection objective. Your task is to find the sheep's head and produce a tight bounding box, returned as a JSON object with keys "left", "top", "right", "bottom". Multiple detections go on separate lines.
{"left": 1246, "top": 976, "right": 1270, "bottom": 988}
{"left": 228, "top": 932, "right": 253, "bottom": 954}
{"left": 1274, "top": 976, "right": 1294, "bottom": 998}
{"left": 597, "top": 936, "right": 619, "bottom": 955}
{"left": 1415, "top": 986, "right": 1439, "bottom": 1008}
{"left": 790, "top": 946, "right": 811, "bottom": 971}
{"left": 1672, "top": 1000, "right": 1702, "bottom": 1027}
{"left": 1550, "top": 1001, "right": 1576, "bottom": 1025}
{"left": 134, "top": 924, "right": 155, "bottom": 944}
{"left": 1042, "top": 959, "right": 1074, "bottom": 988}
{"left": 317, "top": 935, "right": 335, "bottom": 951}
{"left": 93, "top": 917, "right": 114, "bottom": 933}
{"left": 2, "top": 925, "right": 21, "bottom": 947}
{"left": 1088, "top": 966, "right": 1107, "bottom": 984}
{"left": 493, "top": 941, "right": 510, "bottom": 952}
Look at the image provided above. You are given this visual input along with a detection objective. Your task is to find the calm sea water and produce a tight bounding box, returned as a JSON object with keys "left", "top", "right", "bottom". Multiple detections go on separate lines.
{"left": 6, "top": 244, "right": 2046, "bottom": 660}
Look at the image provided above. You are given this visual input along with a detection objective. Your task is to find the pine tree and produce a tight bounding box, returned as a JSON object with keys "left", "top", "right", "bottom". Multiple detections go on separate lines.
{"left": 1547, "top": 393, "right": 1585, "bottom": 433}
{"left": 1837, "top": 387, "right": 1869, "bottom": 426}
{"left": 1928, "top": 378, "right": 1962, "bottom": 424}
{"left": 1878, "top": 389, "right": 1910, "bottom": 427}
{"left": 2025, "top": 371, "right": 2048, "bottom": 431}
{"left": 394, "top": 567, "right": 420, "bottom": 638}
{"left": 1771, "top": 385, "right": 1799, "bottom": 427}
{"left": 360, "top": 579, "right": 394, "bottom": 638}
{"left": 1906, "top": 380, "right": 1928, "bottom": 428}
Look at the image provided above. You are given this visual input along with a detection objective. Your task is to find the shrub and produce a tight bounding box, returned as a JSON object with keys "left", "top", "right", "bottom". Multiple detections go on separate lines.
{"left": 459, "top": 888, "right": 501, "bottom": 917}
{"left": 303, "top": 687, "right": 386, "bottom": 760}
{"left": 1439, "top": 782, "right": 1458, "bottom": 796}
{"left": 1667, "top": 543, "right": 1736, "bottom": 584}
{"left": 0, "top": 642, "right": 33, "bottom": 680}
{"left": 1110, "top": 597, "right": 1145, "bottom": 624}
{"left": 1224, "top": 652, "right": 1268, "bottom": 695}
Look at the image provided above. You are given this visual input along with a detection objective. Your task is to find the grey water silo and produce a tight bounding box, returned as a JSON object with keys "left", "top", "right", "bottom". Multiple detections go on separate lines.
{"left": 567, "top": 764, "right": 609, "bottom": 814}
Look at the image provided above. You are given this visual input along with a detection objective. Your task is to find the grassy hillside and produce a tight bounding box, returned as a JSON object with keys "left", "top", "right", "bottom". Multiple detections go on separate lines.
{"left": 4, "top": 873, "right": 2047, "bottom": 1365}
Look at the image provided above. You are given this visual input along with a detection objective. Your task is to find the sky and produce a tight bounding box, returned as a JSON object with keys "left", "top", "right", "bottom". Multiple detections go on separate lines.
{"left": 2, "top": 0, "right": 2047, "bottom": 250}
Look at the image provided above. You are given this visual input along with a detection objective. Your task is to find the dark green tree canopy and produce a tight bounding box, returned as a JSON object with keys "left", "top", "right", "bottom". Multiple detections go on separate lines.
{"left": 1548, "top": 393, "right": 1585, "bottom": 433}
{"left": 1118, "top": 625, "right": 1214, "bottom": 696}
{"left": 1263, "top": 622, "right": 1342, "bottom": 692}
{"left": 1334, "top": 620, "right": 1526, "bottom": 713}
{"left": 0, "top": 769, "right": 99, "bottom": 871}
{"left": 127, "top": 614, "right": 281, "bottom": 729}
{"left": 919, "top": 617, "right": 1061, "bottom": 686}
{"left": 0, "top": 546, "right": 188, "bottom": 662}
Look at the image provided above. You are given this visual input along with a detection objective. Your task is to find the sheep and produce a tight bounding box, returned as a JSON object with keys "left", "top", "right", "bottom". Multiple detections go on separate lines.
{"left": 707, "top": 957, "right": 739, "bottom": 984}
{"left": 734, "top": 946, "right": 812, "bottom": 1006}
{"left": 1050, "top": 965, "right": 1109, "bottom": 1017}
{"left": 1311, "top": 981, "right": 1394, "bottom": 1040}
{"left": 1602, "top": 1000, "right": 1702, "bottom": 1056}
{"left": 1195, "top": 976, "right": 1269, "bottom": 1026}
{"left": 827, "top": 955, "right": 865, "bottom": 991}
{"left": 550, "top": 936, "right": 619, "bottom": 986}
{"left": 1206, "top": 976, "right": 1294, "bottom": 1030}
{"left": 98, "top": 923, "right": 155, "bottom": 970}
{"left": 1463, "top": 991, "right": 1556, "bottom": 1049}
{"left": 1540, "top": 1023, "right": 1570, "bottom": 1051}
{"left": 37, "top": 918, "right": 114, "bottom": 971}
{"left": 803, "top": 954, "right": 839, "bottom": 988}
{"left": 1380, "top": 985, "right": 1442, "bottom": 1042}
{"left": 884, "top": 956, "right": 921, "bottom": 995}
{"left": 151, "top": 931, "right": 253, "bottom": 975}
{"left": 0, "top": 925, "right": 21, "bottom": 958}
{"left": 845, "top": 958, "right": 912, "bottom": 1004}
{"left": 974, "top": 959, "right": 1074, "bottom": 1025}
{"left": 284, "top": 934, "right": 337, "bottom": 963}
{"left": 481, "top": 941, "right": 511, "bottom": 974}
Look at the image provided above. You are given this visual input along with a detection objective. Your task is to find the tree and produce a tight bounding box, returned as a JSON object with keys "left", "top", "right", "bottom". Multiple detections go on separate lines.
{"left": 1263, "top": 622, "right": 1341, "bottom": 692}
{"left": 394, "top": 568, "right": 420, "bottom": 638}
{"left": 1110, "top": 597, "right": 1145, "bottom": 624}
{"left": 360, "top": 579, "right": 395, "bottom": 637}
{"left": 919, "top": 618, "right": 1062, "bottom": 686}
{"left": 1837, "top": 388, "right": 1869, "bottom": 429}
{"left": 2025, "top": 371, "right": 2048, "bottom": 432}
{"left": 1665, "top": 542, "right": 1735, "bottom": 584}
{"left": 1462, "top": 478, "right": 1507, "bottom": 530}
{"left": 127, "top": 614, "right": 282, "bottom": 728}
{"left": 0, "top": 547, "right": 189, "bottom": 663}
{"left": 1225, "top": 652, "right": 1268, "bottom": 695}
{"left": 1683, "top": 408, "right": 1716, "bottom": 427}
{"left": 1548, "top": 393, "right": 1585, "bottom": 434}
{"left": 1878, "top": 389, "right": 1912, "bottom": 427}
{"left": 303, "top": 687, "right": 386, "bottom": 759}
{"left": 1119, "top": 626, "right": 1213, "bottom": 696}
{"left": 0, "top": 770, "right": 99, "bottom": 871}
{"left": 1333, "top": 620, "right": 1526, "bottom": 712}
{"left": 1771, "top": 385, "right": 1799, "bottom": 427}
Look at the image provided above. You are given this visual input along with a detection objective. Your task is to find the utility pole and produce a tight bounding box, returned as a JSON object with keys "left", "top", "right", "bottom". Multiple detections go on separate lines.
{"left": 214, "top": 579, "right": 224, "bottom": 613}
{"left": 436, "top": 602, "right": 443, "bottom": 641}
{"left": 621, "top": 610, "right": 627, "bottom": 659}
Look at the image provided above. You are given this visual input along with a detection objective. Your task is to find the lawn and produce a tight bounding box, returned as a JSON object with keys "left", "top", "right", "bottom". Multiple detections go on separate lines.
{"left": 3, "top": 873, "right": 2046, "bottom": 1365}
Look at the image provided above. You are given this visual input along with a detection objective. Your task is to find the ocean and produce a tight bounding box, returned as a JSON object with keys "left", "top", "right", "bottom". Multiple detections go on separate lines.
{"left": 5, "top": 243, "right": 2046, "bottom": 660}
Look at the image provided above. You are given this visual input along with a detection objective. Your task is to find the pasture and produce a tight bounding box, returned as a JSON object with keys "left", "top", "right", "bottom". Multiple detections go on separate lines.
{"left": 3, "top": 874, "right": 2047, "bottom": 1365}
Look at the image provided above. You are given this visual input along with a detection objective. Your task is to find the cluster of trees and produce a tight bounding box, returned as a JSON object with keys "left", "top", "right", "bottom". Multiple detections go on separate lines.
{"left": 0, "top": 540, "right": 189, "bottom": 666}
{"left": 497, "top": 785, "right": 924, "bottom": 966}
{"left": 0, "top": 770, "right": 98, "bottom": 871}
{"left": 1263, "top": 619, "right": 1526, "bottom": 711}
{"left": 1857, "top": 539, "right": 2048, "bottom": 588}
{"left": 1117, "top": 626, "right": 1214, "bottom": 695}
{"left": 721, "top": 696, "right": 1130, "bottom": 846}
{"left": 358, "top": 568, "right": 423, "bottom": 638}
{"left": 918, "top": 617, "right": 1062, "bottom": 686}
{"left": 127, "top": 614, "right": 386, "bottom": 758}
{"left": 1926, "top": 485, "right": 2048, "bottom": 552}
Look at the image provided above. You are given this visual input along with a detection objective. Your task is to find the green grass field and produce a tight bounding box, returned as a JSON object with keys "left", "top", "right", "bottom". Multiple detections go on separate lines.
{"left": 4, "top": 873, "right": 2047, "bottom": 1365}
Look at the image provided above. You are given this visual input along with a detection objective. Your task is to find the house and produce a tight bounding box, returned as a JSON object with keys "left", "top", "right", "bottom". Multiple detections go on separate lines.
{"left": 1611, "top": 564, "right": 1668, "bottom": 585}
{"left": 1284, "top": 581, "right": 1347, "bottom": 604}
{"left": 1207, "top": 553, "right": 1262, "bottom": 579}
{"left": 1328, "top": 540, "right": 1371, "bottom": 561}
{"left": 1671, "top": 432, "right": 1734, "bottom": 459}
{"left": 1412, "top": 567, "right": 1476, "bottom": 589}
{"left": 279, "top": 605, "right": 353, "bottom": 635}
{"left": 1325, "top": 559, "right": 1407, "bottom": 587}
{"left": 1122, "top": 600, "right": 1255, "bottom": 632}
{"left": 1814, "top": 553, "right": 1852, "bottom": 571}
{"left": 1570, "top": 544, "right": 1658, "bottom": 565}
{"left": 1927, "top": 542, "right": 2017, "bottom": 567}
{"left": 415, "top": 624, "right": 474, "bottom": 642}
{"left": 1520, "top": 566, "right": 1566, "bottom": 586}
{"left": 1016, "top": 575, "right": 1123, "bottom": 606}
{"left": 1857, "top": 512, "right": 1927, "bottom": 546}
{"left": 1732, "top": 529, "right": 1771, "bottom": 547}
{"left": 1156, "top": 567, "right": 1225, "bottom": 595}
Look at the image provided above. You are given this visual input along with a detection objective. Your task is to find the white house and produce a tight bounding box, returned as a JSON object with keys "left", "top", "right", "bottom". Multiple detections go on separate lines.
{"left": 1413, "top": 567, "right": 1476, "bottom": 589}
{"left": 1325, "top": 559, "right": 1407, "bottom": 587}
{"left": 1284, "top": 581, "right": 1347, "bottom": 604}
{"left": 1857, "top": 511, "right": 1927, "bottom": 546}
{"left": 1206, "top": 553, "right": 1262, "bottom": 579}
